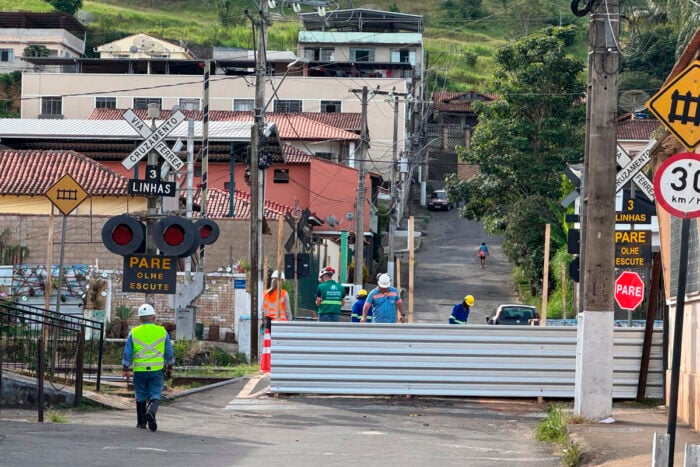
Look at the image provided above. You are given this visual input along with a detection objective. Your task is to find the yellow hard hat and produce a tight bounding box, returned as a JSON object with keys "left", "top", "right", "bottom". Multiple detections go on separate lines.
{"left": 464, "top": 295, "right": 475, "bottom": 306}
{"left": 357, "top": 289, "right": 368, "bottom": 297}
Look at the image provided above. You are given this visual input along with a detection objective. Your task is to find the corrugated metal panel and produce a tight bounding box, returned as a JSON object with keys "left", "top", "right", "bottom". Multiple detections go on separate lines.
{"left": 0, "top": 119, "right": 253, "bottom": 141}
{"left": 298, "top": 31, "right": 422, "bottom": 45}
{"left": 270, "top": 323, "right": 663, "bottom": 399}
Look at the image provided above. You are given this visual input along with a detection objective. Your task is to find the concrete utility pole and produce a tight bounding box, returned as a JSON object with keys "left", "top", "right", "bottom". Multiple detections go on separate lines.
{"left": 352, "top": 86, "right": 369, "bottom": 290}
{"left": 388, "top": 92, "right": 399, "bottom": 281}
{"left": 574, "top": 0, "right": 620, "bottom": 421}
{"left": 248, "top": 2, "right": 269, "bottom": 361}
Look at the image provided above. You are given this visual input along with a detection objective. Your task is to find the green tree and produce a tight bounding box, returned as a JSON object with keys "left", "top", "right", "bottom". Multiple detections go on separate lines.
{"left": 47, "top": 0, "right": 82, "bottom": 15}
{"left": 447, "top": 25, "right": 585, "bottom": 288}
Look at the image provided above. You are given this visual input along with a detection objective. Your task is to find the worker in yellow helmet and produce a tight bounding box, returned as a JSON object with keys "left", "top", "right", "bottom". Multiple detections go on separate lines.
{"left": 449, "top": 295, "right": 474, "bottom": 324}
{"left": 351, "top": 289, "right": 372, "bottom": 322}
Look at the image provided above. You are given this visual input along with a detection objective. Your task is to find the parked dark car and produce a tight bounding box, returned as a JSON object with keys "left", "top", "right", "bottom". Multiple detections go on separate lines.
{"left": 427, "top": 190, "right": 453, "bottom": 211}
{"left": 486, "top": 304, "right": 539, "bottom": 325}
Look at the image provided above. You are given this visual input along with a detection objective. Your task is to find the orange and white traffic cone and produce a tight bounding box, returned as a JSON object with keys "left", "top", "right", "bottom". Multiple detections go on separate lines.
{"left": 260, "top": 326, "right": 272, "bottom": 373}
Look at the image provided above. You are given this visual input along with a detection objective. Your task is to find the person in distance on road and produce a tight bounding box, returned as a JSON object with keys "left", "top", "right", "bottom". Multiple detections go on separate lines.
{"left": 477, "top": 242, "right": 490, "bottom": 268}
{"left": 122, "top": 303, "right": 175, "bottom": 432}
{"left": 361, "top": 274, "right": 405, "bottom": 323}
{"left": 449, "top": 295, "right": 474, "bottom": 324}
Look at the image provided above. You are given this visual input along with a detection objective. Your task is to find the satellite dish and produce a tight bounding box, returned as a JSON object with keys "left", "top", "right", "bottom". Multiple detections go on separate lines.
{"left": 619, "top": 90, "right": 650, "bottom": 114}
{"left": 129, "top": 45, "right": 139, "bottom": 53}
{"left": 325, "top": 215, "right": 339, "bottom": 228}
{"left": 345, "top": 212, "right": 354, "bottom": 221}
{"left": 74, "top": 10, "right": 95, "bottom": 25}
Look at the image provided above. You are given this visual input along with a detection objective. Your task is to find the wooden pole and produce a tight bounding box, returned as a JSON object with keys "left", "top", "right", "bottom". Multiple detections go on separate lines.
{"left": 541, "top": 224, "right": 550, "bottom": 325}
{"left": 396, "top": 259, "right": 401, "bottom": 322}
{"left": 637, "top": 252, "right": 661, "bottom": 401}
{"left": 408, "top": 216, "right": 414, "bottom": 323}
{"left": 276, "top": 218, "right": 284, "bottom": 318}
{"left": 562, "top": 263, "right": 567, "bottom": 320}
{"left": 44, "top": 208, "right": 54, "bottom": 311}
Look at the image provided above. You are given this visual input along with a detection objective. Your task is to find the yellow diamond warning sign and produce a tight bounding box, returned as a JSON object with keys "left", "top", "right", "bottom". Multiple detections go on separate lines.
{"left": 45, "top": 173, "right": 89, "bottom": 216}
{"left": 646, "top": 60, "right": 700, "bottom": 150}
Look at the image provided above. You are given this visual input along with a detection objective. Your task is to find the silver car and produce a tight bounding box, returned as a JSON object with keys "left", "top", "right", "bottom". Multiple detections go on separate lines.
{"left": 486, "top": 304, "right": 540, "bottom": 325}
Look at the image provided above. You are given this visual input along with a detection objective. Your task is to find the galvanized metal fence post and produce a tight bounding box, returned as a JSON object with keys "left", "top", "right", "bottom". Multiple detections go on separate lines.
{"left": 74, "top": 326, "right": 84, "bottom": 407}
{"left": 37, "top": 338, "right": 44, "bottom": 423}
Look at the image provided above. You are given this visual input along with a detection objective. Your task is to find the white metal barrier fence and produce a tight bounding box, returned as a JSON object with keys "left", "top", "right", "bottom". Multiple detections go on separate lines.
{"left": 270, "top": 322, "right": 663, "bottom": 398}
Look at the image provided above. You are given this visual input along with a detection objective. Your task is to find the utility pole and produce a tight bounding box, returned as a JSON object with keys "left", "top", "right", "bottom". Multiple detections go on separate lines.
{"left": 145, "top": 102, "right": 160, "bottom": 306}
{"left": 388, "top": 92, "right": 400, "bottom": 281}
{"left": 574, "top": 0, "right": 620, "bottom": 421}
{"left": 353, "top": 86, "right": 369, "bottom": 289}
{"left": 247, "top": 2, "right": 269, "bottom": 361}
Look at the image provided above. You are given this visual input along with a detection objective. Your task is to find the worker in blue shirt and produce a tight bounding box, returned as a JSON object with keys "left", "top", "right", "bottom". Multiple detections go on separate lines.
{"left": 351, "top": 289, "right": 372, "bottom": 322}
{"left": 449, "top": 295, "right": 474, "bottom": 324}
{"left": 122, "top": 304, "right": 175, "bottom": 431}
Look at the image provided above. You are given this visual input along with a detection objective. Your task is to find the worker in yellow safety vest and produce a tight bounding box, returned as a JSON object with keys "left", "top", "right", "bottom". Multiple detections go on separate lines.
{"left": 122, "top": 303, "right": 175, "bottom": 432}
{"left": 262, "top": 270, "right": 291, "bottom": 322}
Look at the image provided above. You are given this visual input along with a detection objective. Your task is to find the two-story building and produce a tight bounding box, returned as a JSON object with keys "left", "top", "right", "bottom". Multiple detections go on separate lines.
{"left": 0, "top": 12, "right": 85, "bottom": 73}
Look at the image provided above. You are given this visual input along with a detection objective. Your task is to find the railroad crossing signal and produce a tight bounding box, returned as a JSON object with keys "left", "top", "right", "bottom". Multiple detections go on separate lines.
{"left": 122, "top": 109, "right": 185, "bottom": 171}
{"left": 284, "top": 208, "right": 312, "bottom": 252}
{"left": 646, "top": 60, "right": 700, "bottom": 150}
{"left": 45, "top": 173, "right": 89, "bottom": 216}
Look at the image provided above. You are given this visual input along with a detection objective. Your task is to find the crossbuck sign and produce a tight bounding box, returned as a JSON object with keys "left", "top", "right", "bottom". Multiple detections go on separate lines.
{"left": 122, "top": 109, "right": 185, "bottom": 171}
{"left": 615, "top": 139, "right": 656, "bottom": 202}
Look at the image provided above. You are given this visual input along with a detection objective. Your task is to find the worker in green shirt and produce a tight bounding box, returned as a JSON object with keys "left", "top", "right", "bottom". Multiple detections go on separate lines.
{"left": 315, "top": 266, "right": 344, "bottom": 322}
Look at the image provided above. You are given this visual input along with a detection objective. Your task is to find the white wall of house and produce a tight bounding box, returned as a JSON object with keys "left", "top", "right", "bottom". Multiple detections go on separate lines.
{"left": 0, "top": 28, "right": 84, "bottom": 72}
{"left": 21, "top": 74, "right": 408, "bottom": 176}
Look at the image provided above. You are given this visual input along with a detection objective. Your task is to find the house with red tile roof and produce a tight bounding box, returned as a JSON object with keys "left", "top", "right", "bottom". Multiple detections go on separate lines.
{"left": 425, "top": 91, "right": 497, "bottom": 184}
{"left": 0, "top": 149, "right": 298, "bottom": 271}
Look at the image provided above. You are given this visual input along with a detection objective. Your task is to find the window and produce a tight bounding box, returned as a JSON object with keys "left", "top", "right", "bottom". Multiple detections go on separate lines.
{"left": 320, "top": 100, "right": 341, "bottom": 113}
{"left": 350, "top": 48, "right": 375, "bottom": 62}
{"left": 273, "top": 169, "right": 289, "bottom": 183}
{"left": 315, "top": 152, "right": 336, "bottom": 161}
{"left": 303, "top": 47, "right": 335, "bottom": 61}
{"left": 274, "top": 100, "right": 302, "bottom": 113}
{"left": 179, "top": 98, "right": 200, "bottom": 111}
{"left": 233, "top": 99, "right": 254, "bottom": 111}
{"left": 40, "top": 96, "right": 62, "bottom": 117}
{"left": 0, "top": 49, "right": 13, "bottom": 62}
{"left": 95, "top": 97, "right": 116, "bottom": 109}
{"left": 133, "top": 97, "right": 162, "bottom": 110}
{"left": 390, "top": 49, "right": 416, "bottom": 66}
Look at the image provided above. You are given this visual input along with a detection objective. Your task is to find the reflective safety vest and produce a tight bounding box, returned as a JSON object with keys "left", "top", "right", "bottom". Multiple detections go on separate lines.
{"left": 262, "top": 289, "right": 289, "bottom": 321}
{"left": 132, "top": 324, "right": 167, "bottom": 372}
{"left": 317, "top": 280, "right": 343, "bottom": 315}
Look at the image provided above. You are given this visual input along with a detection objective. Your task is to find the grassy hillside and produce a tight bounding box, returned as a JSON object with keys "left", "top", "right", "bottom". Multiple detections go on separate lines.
{"left": 1, "top": 0, "right": 587, "bottom": 92}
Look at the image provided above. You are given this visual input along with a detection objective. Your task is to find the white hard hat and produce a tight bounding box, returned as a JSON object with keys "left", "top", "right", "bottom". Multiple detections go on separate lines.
{"left": 271, "top": 270, "right": 285, "bottom": 280}
{"left": 377, "top": 274, "right": 391, "bottom": 288}
{"left": 137, "top": 303, "right": 156, "bottom": 317}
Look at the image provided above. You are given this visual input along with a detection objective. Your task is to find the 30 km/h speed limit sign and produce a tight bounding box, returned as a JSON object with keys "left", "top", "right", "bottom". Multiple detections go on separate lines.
{"left": 654, "top": 152, "right": 700, "bottom": 219}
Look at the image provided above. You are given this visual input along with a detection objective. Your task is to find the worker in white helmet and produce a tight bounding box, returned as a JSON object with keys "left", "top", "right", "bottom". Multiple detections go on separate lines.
{"left": 122, "top": 303, "right": 175, "bottom": 432}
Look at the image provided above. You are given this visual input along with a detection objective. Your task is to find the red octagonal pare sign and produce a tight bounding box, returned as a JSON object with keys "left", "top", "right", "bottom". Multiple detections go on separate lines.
{"left": 614, "top": 271, "right": 645, "bottom": 310}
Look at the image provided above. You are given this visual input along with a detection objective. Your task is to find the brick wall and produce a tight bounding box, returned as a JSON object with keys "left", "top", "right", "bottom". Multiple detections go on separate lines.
{"left": 1, "top": 214, "right": 291, "bottom": 273}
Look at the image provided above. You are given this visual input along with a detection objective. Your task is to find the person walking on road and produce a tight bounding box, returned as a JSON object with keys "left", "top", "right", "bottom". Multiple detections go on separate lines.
{"left": 315, "top": 266, "right": 344, "bottom": 322}
{"left": 477, "top": 242, "right": 490, "bottom": 268}
{"left": 122, "top": 303, "right": 175, "bottom": 432}
{"left": 449, "top": 295, "right": 474, "bottom": 324}
{"left": 351, "top": 289, "right": 371, "bottom": 322}
{"left": 361, "top": 274, "right": 405, "bottom": 323}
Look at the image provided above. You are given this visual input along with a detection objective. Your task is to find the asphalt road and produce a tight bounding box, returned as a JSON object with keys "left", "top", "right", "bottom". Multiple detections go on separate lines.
{"left": 0, "top": 378, "right": 559, "bottom": 467}
{"left": 411, "top": 205, "right": 517, "bottom": 324}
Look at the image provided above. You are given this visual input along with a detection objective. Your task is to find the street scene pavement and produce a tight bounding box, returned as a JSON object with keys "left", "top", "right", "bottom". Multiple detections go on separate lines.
{"left": 0, "top": 376, "right": 559, "bottom": 467}
{"left": 2, "top": 206, "right": 700, "bottom": 466}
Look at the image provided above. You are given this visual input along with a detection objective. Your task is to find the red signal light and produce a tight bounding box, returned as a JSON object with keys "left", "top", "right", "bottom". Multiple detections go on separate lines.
{"left": 153, "top": 216, "right": 198, "bottom": 257}
{"left": 112, "top": 224, "right": 134, "bottom": 246}
{"left": 101, "top": 215, "right": 145, "bottom": 255}
{"left": 163, "top": 224, "right": 186, "bottom": 246}
{"left": 194, "top": 219, "right": 219, "bottom": 245}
